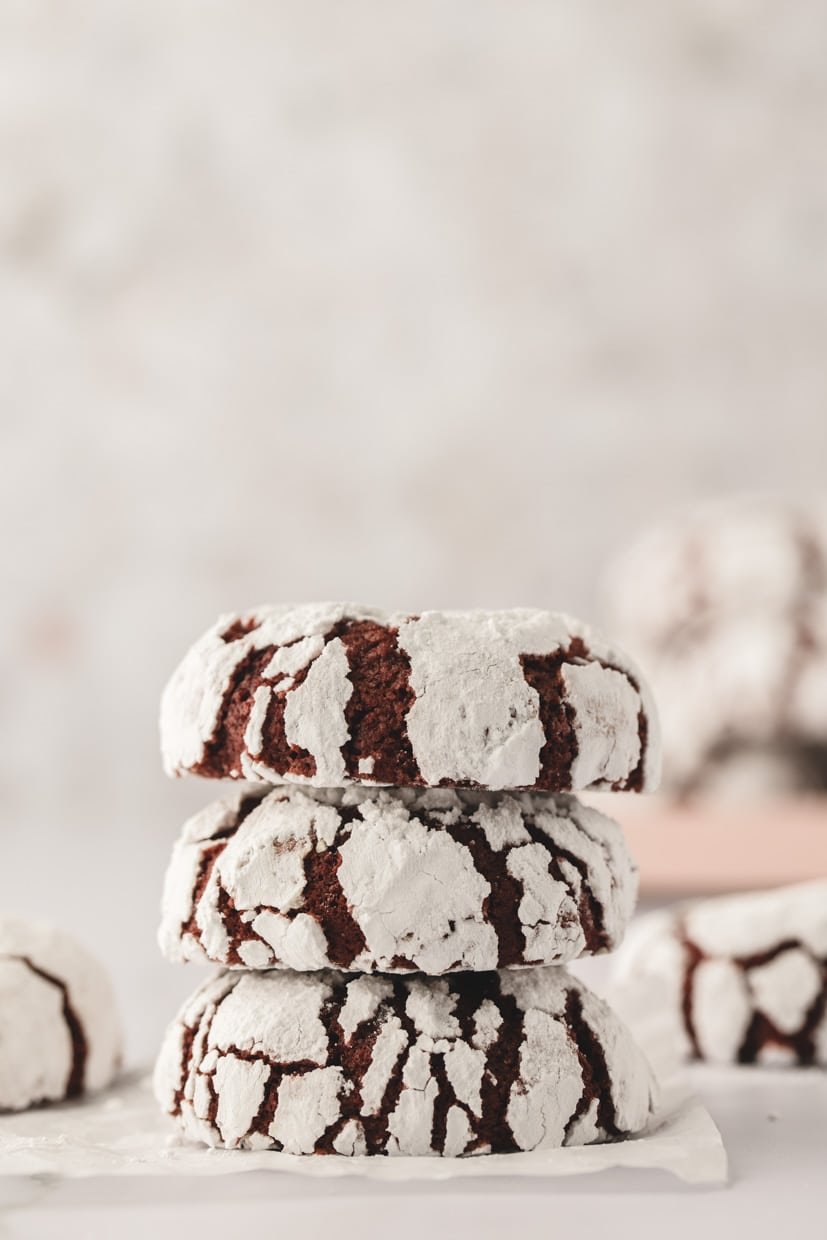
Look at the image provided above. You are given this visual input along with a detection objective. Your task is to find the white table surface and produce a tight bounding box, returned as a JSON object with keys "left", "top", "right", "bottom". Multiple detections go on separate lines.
{"left": 0, "top": 1066, "right": 824, "bottom": 1240}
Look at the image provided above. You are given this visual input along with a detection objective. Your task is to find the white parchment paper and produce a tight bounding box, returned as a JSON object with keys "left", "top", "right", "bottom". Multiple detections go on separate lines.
{"left": 0, "top": 1072, "right": 724, "bottom": 1184}
{"left": 0, "top": 999, "right": 727, "bottom": 1186}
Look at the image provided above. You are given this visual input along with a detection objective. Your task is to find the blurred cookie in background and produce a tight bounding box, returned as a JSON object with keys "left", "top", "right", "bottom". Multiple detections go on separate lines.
{"left": 605, "top": 496, "right": 827, "bottom": 801}
{"left": 0, "top": 918, "right": 122, "bottom": 1111}
{"left": 611, "top": 881, "right": 827, "bottom": 1067}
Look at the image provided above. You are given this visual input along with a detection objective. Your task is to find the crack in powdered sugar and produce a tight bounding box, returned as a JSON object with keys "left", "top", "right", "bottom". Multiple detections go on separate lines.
{"left": 6, "top": 956, "right": 88, "bottom": 1100}
{"left": 563, "top": 988, "right": 619, "bottom": 1139}
{"left": 193, "top": 640, "right": 322, "bottom": 780}
{"left": 679, "top": 924, "right": 827, "bottom": 1065}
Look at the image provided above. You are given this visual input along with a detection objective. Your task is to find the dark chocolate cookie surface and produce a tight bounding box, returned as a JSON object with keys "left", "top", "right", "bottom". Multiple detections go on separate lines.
{"left": 159, "top": 785, "right": 637, "bottom": 975}
{"left": 154, "top": 966, "right": 656, "bottom": 1155}
{"left": 160, "top": 604, "right": 659, "bottom": 793}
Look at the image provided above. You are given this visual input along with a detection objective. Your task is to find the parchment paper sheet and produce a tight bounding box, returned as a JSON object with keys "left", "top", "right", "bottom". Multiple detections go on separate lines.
{"left": 0, "top": 998, "right": 727, "bottom": 1186}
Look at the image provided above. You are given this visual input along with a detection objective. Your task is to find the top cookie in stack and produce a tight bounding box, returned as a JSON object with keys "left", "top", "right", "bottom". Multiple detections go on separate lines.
{"left": 160, "top": 604, "right": 659, "bottom": 792}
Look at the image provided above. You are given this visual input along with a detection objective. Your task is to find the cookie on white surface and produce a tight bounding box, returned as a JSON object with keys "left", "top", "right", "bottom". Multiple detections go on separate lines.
{"left": 160, "top": 604, "right": 659, "bottom": 793}
{"left": 612, "top": 881, "right": 827, "bottom": 1066}
{"left": 605, "top": 498, "right": 827, "bottom": 796}
{"left": 159, "top": 785, "right": 638, "bottom": 975}
{"left": 0, "top": 918, "right": 122, "bottom": 1111}
{"left": 154, "top": 966, "right": 656, "bottom": 1155}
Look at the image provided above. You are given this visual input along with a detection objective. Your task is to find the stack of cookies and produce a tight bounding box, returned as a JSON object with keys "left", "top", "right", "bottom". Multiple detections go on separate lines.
{"left": 154, "top": 605, "right": 660, "bottom": 1157}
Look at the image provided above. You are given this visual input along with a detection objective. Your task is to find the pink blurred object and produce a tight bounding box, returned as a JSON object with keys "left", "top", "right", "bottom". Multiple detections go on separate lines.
{"left": 593, "top": 794, "right": 827, "bottom": 898}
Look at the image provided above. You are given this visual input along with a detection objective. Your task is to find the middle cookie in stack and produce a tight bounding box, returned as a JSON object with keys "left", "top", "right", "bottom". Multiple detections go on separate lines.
{"left": 155, "top": 604, "right": 660, "bottom": 1156}
{"left": 160, "top": 787, "right": 637, "bottom": 974}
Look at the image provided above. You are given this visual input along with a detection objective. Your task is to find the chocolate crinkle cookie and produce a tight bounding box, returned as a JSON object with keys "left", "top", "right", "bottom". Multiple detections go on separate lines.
{"left": 605, "top": 497, "right": 827, "bottom": 798}
{"left": 613, "top": 880, "right": 827, "bottom": 1066}
{"left": 154, "top": 967, "right": 656, "bottom": 1155}
{"left": 160, "top": 604, "right": 659, "bottom": 794}
{"left": 159, "top": 785, "right": 638, "bottom": 975}
{"left": 0, "top": 918, "right": 122, "bottom": 1111}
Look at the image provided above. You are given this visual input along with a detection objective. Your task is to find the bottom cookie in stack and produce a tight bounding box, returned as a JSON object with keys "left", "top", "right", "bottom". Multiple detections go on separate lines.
{"left": 613, "top": 880, "right": 827, "bottom": 1066}
{"left": 154, "top": 966, "right": 656, "bottom": 1156}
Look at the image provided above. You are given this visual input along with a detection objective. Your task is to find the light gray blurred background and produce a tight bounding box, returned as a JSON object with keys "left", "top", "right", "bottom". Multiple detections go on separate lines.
{"left": 1, "top": 1, "right": 826, "bottom": 1062}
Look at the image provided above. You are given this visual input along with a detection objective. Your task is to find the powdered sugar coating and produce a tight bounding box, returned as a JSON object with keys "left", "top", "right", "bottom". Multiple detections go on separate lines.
{"left": 153, "top": 967, "right": 656, "bottom": 1155}
{"left": 160, "top": 604, "right": 659, "bottom": 793}
{"left": 612, "top": 881, "right": 827, "bottom": 1066}
{"left": 159, "top": 785, "right": 638, "bottom": 975}
{"left": 0, "top": 918, "right": 122, "bottom": 1111}
{"left": 605, "top": 498, "right": 827, "bottom": 796}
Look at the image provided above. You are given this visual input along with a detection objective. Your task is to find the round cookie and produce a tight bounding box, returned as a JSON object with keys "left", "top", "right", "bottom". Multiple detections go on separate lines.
{"left": 160, "top": 603, "right": 659, "bottom": 794}
{"left": 612, "top": 881, "right": 827, "bottom": 1066}
{"left": 0, "top": 918, "right": 122, "bottom": 1111}
{"left": 159, "top": 785, "right": 638, "bottom": 975}
{"left": 645, "top": 611, "right": 827, "bottom": 797}
{"left": 605, "top": 497, "right": 827, "bottom": 652}
{"left": 605, "top": 499, "right": 827, "bottom": 796}
{"left": 154, "top": 966, "right": 656, "bottom": 1155}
